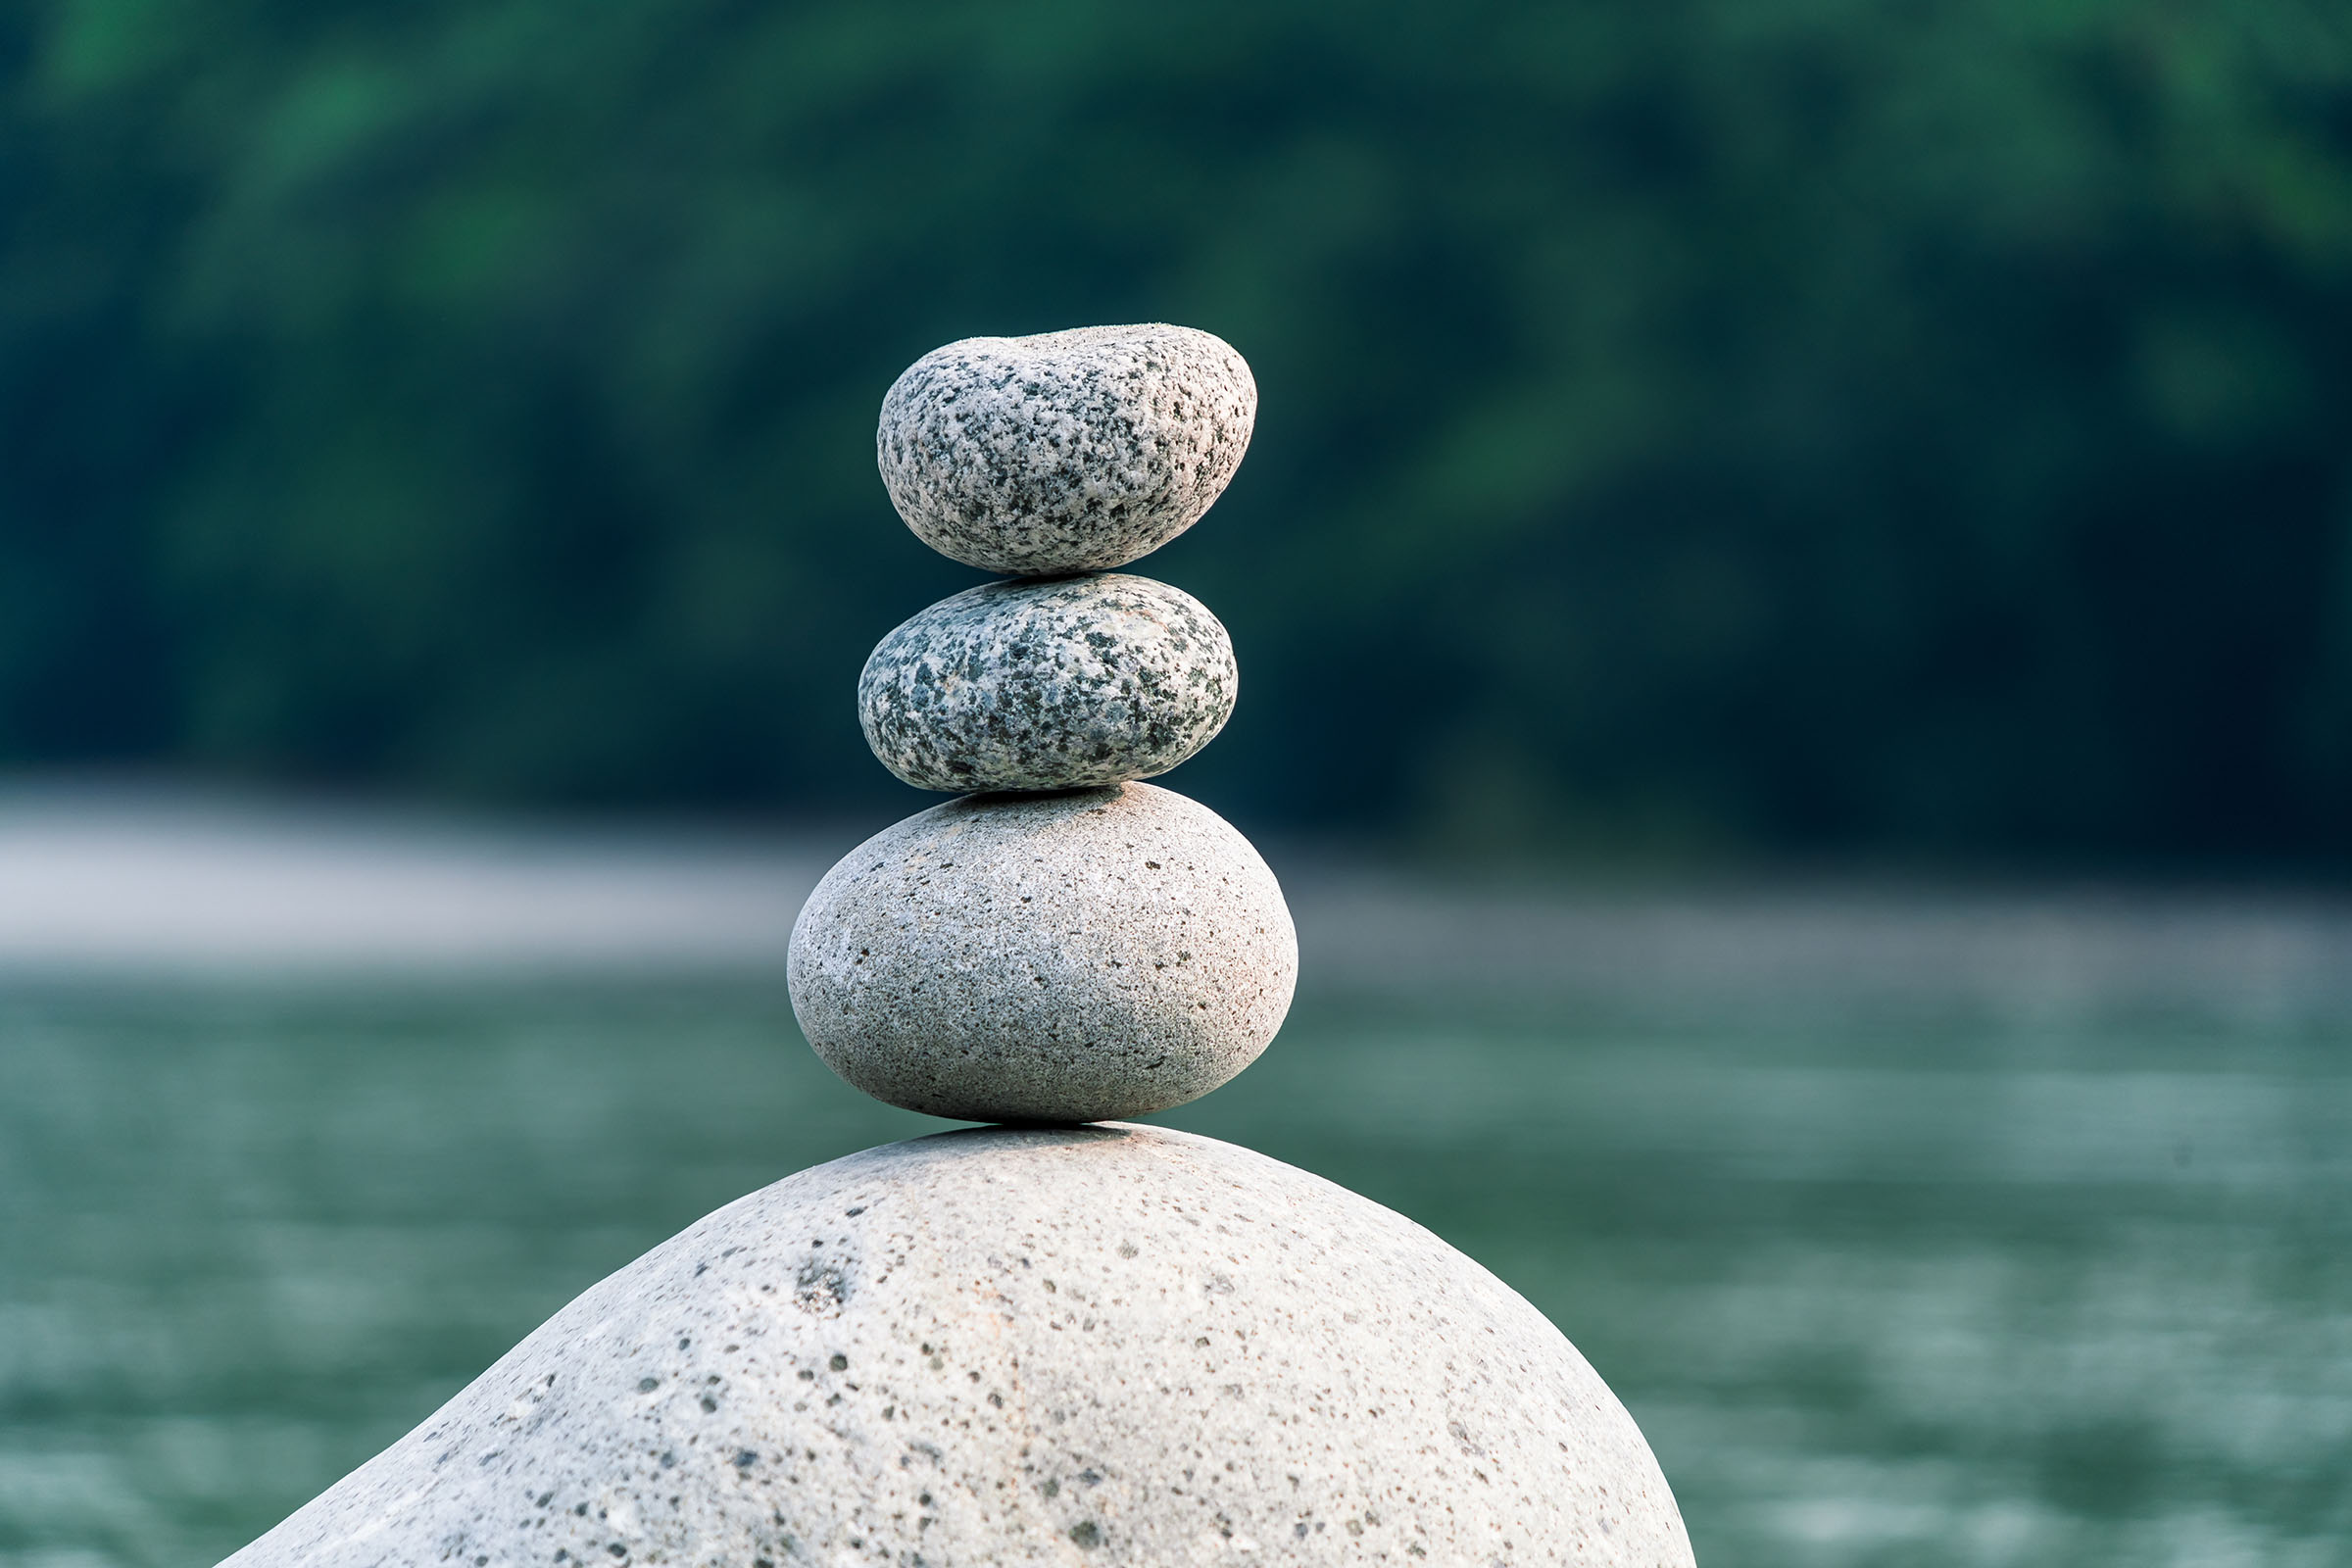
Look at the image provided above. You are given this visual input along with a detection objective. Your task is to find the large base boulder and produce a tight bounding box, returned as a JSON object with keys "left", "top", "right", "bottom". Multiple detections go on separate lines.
{"left": 223, "top": 1124, "right": 1692, "bottom": 1567}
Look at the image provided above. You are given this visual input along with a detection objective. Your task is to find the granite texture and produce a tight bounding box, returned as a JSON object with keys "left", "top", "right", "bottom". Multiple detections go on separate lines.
{"left": 859, "top": 574, "right": 1237, "bottom": 794}
{"left": 877, "top": 324, "right": 1256, "bottom": 575}
{"left": 788, "top": 783, "right": 1295, "bottom": 1123}
{"left": 219, "top": 1123, "right": 1694, "bottom": 1568}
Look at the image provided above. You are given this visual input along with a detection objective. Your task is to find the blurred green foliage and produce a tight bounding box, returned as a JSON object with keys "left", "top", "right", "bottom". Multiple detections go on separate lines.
{"left": 6, "top": 0, "right": 2352, "bottom": 859}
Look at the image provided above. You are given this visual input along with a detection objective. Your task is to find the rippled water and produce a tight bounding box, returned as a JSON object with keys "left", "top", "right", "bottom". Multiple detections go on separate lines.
{"left": 2, "top": 981, "right": 2347, "bottom": 1567}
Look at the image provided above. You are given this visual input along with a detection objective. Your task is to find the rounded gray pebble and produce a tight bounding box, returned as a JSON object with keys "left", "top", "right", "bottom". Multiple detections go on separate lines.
{"left": 220, "top": 1123, "right": 1694, "bottom": 1568}
{"left": 859, "top": 573, "right": 1237, "bottom": 793}
{"left": 788, "top": 782, "right": 1295, "bottom": 1124}
{"left": 877, "top": 323, "right": 1256, "bottom": 575}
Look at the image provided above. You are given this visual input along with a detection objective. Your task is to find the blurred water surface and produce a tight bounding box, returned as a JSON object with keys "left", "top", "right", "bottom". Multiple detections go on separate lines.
{"left": 2, "top": 976, "right": 2346, "bottom": 1568}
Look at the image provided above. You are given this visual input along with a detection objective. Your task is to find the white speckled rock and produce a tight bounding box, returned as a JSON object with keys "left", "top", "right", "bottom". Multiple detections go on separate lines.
{"left": 788, "top": 783, "right": 1294, "bottom": 1124}
{"left": 878, "top": 324, "right": 1255, "bottom": 575}
{"left": 859, "top": 574, "right": 1237, "bottom": 794}
{"left": 220, "top": 1123, "right": 1694, "bottom": 1568}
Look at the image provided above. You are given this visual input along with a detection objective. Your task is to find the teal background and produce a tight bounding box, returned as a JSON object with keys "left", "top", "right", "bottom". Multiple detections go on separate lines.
{"left": 4, "top": 979, "right": 2346, "bottom": 1567}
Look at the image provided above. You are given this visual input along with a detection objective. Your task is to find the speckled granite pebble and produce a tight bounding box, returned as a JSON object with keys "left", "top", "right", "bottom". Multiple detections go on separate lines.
{"left": 219, "top": 1122, "right": 1693, "bottom": 1568}
{"left": 788, "top": 783, "right": 1294, "bottom": 1123}
{"left": 878, "top": 324, "right": 1256, "bottom": 574}
{"left": 859, "top": 574, "right": 1237, "bottom": 793}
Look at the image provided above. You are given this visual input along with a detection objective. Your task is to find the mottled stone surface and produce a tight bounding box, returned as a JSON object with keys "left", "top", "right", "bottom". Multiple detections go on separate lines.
{"left": 878, "top": 324, "right": 1256, "bottom": 575}
{"left": 220, "top": 1123, "right": 1694, "bottom": 1568}
{"left": 788, "top": 783, "right": 1294, "bottom": 1124}
{"left": 859, "top": 574, "right": 1237, "bottom": 794}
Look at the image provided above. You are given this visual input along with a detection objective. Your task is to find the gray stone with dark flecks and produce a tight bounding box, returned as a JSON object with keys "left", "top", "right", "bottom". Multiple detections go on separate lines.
{"left": 217, "top": 1122, "right": 1695, "bottom": 1568}
{"left": 877, "top": 324, "right": 1256, "bottom": 575}
{"left": 788, "top": 782, "right": 1294, "bottom": 1124}
{"left": 858, "top": 573, "right": 1237, "bottom": 794}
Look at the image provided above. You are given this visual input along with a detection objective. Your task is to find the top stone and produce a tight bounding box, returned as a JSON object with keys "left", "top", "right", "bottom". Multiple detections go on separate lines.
{"left": 877, "top": 323, "right": 1256, "bottom": 575}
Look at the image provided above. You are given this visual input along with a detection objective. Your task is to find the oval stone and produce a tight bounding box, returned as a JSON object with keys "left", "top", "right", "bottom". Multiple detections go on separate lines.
{"left": 858, "top": 573, "right": 1237, "bottom": 793}
{"left": 877, "top": 323, "right": 1256, "bottom": 575}
{"left": 787, "top": 783, "right": 1295, "bottom": 1124}
{"left": 220, "top": 1123, "right": 1694, "bottom": 1568}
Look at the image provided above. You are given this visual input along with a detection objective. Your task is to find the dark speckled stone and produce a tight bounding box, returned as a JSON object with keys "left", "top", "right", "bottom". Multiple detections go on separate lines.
{"left": 858, "top": 573, "right": 1236, "bottom": 793}
{"left": 877, "top": 324, "right": 1256, "bottom": 574}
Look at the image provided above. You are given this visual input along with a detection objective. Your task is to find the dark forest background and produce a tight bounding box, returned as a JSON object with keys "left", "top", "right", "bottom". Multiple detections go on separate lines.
{"left": 7, "top": 0, "right": 2352, "bottom": 864}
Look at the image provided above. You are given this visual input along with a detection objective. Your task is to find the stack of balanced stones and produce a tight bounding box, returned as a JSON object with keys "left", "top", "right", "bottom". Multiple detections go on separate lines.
{"left": 789, "top": 323, "right": 1295, "bottom": 1127}
{"left": 220, "top": 327, "right": 1693, "bottom": 1568}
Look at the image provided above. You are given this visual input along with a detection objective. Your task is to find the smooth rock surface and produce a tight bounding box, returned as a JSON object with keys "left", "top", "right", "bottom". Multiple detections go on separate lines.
{"left": 788, "top": 783, "right": 1294, "bottom": 1123}
{"left": 220, "top": 1123, "right": 1694, "bottom": 1568}
{"left": 859, "top": 574, "right": 1237, "bottom": 793}
{"left": 878, "top": 324, "right": 1255, "bottom": 575}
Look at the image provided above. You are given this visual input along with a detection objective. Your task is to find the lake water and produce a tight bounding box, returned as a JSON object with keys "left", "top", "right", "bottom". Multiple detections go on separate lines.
{"left": 3, "top": 976, "right": 2347, "bottom": 1567}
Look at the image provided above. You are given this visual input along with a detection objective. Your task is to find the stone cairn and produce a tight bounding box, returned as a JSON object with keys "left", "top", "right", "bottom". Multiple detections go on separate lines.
{"left": 791, "top": 323, "right": 1290, "bottom": 1127}
{"left": 221, "top": 326, "right": 1693, "bottom": 1568}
